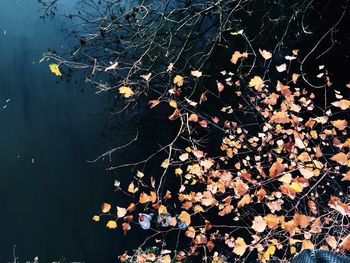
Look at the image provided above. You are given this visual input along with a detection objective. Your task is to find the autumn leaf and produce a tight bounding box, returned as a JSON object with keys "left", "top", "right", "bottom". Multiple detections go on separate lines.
{"left": 331, "top": 119, "right": 348, "bottom": 131}
{"left": 128, "top": 181, "right": 139, "bottom": 193}
{"left": 270, "top": 111, "right": 290, "bottom": 123}
{"left": 237, "top": 194, "right": 251, "bottom": 208}
{"left": 119, "top": 86, "right": 134, "bottom": 98}
{"left": 169, "top": 100, "right": 177, "bottom": 108}
{"left": 230, "top": 51, "right": 248, "bottom": 64}
{"left": 251, "top": 216, "right": 267, "bottom": 233}
{"left": 326, "top": 236, "right": 337, "bottom": 249}
{"left": 233, "top": 237, "right": 247, "bottom": 256}
{"left": 307, "top": 200, "right": 317, "bottom": 215}
{"left": 178, "top": 211, "right": 191, "bottom": 227}
{"left": 49, "top": 63, "right": 62, "bottom": 76}
{"left": 301, "top": 240, "right": 314, "bottom": 251}
{"left": 264, "top": 245, "right": 276, "bottom": 261}
{"left": 329, "top": 196, "right": 350, "bottom": 216}
{"left": 249, "top": 76, "right": 264, "bottom": 91}
{"left": 92, "top": 215, "right": 100, "bottom": 222}
{"left": 101, "top": 203, "right": 111, "bottom": 213}
{"left": 330, "top": 152, "right": 348, "bottom": 165}
{"left": 173, "top": 75, "right": 184, "bottom": 87}
{"left": 117, "top": 207, "right": 127, "bottom": 218}
{"left": 332, "top": 99, "right": 350, "bottom": 110}
{"left": 269, "top": 160, "right": 285, "bottom": 178}
{"left": 191, "top": 70, "right": 202, "bottom": 78}
{"left": 276, "top": 63, "right": 287, "bottom": 72}
{"left": 106, "top": 220, "right": 117, "bottom": 229}
{"left": 259, "top": 49, "right": 272, "bottom": 60}
{"left": 339, "top": 234, "right": 350, "bottom": 251}
{"left": 168, "top": 108, "right": 181, "bottom": 120}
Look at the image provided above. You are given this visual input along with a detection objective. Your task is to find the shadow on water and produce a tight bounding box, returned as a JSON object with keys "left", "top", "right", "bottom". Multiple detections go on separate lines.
{"left": 0, "top": 1, "right": 140, "bottom": 262}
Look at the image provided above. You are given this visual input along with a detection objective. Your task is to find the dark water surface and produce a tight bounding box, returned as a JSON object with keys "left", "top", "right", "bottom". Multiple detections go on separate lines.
{"left": 0, "top": 1, "right": 126, "bottom": 262}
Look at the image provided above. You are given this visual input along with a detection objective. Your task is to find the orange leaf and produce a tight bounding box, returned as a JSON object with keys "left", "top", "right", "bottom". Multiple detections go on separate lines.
{"left": 101, "top": 203, "right": 111, "bottom": 213}
{"left": 269, "top": 160, "right": 285, "bottom": 179}
{"left": 330, "top": 152, "right": 348, "bottom": 165}
{"left": 259, "top": 49, "right": 272, "bottom": 60}
{"left": 331, "top": 119, "right": 348, "bottom": 130}
{"left": 237, "top": 194, "right": 251, "bottom": 208}
{"left": 230, "top": 51, "right": 248, "bottom": 64}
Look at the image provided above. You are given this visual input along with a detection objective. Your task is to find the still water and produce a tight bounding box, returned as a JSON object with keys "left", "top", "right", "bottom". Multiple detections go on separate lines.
{"left": 0, "top": 1, "right": 130, "bottom": 262}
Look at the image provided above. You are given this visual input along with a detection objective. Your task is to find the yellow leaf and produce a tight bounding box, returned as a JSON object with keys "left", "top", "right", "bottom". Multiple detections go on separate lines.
{"left": 233, "top": 237, "right": 247, "bottom": 256}
{"left": 92, "top": 215, "right": 100, "bottom": 222}
{"left": 119, "top": 86, "right": 134, "bottom": 98}
{"left": 169, "top": 100, "right": 177, "bottom": 108}
{"left": 161, "top": 159, "right": 170, "bottom": 168}
{"left": 158, "top": 205, "right": 168, "bottom": 214}
{"left": 301, "top": 240, "right": 314, "bottom": 251}
{"left": 264, "top": 245, "right": 276, "bottom": 261}
{"left": 249, "top": 76, "right": 264, "bottom": 91}
{"left": 49, "top": 63, "right": 62, "bottom": 76}
{"left": 173, "top": 75, "right": 184, "bottom": 87}
{"left": 175, "top": 168, "right": 183, "bottom": 175}
{"left": 117, "top": 207, "right": 127, "bottom": 218}
{"left": 136, "top": 170, "right": 144, "bottom": 178}
{"left": 178, "top": 211, "right": 191, "bottom": 226}
{"left": 290, "top": 182, "right": 303, "bottom": 193}
{"left": 106, "top": 220, "right": 117, "bottom": 229}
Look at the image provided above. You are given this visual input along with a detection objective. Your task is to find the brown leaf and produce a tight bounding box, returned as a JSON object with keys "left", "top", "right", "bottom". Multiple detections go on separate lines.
{"left": 307, "top": 200, "right": 317, "bottom": 215}
{"left": 269, "top": 160, "right": 285, "bottom": 179}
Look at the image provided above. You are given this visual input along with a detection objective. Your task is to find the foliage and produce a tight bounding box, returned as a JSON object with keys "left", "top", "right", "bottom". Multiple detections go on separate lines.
{"left": 42, "top": 0, "right": 350, "bottom": 261}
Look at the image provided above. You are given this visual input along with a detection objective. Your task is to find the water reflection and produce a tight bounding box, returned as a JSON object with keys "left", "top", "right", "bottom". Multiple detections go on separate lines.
{"left": 0, "top": 1, "right": 127, "bottom": 262}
